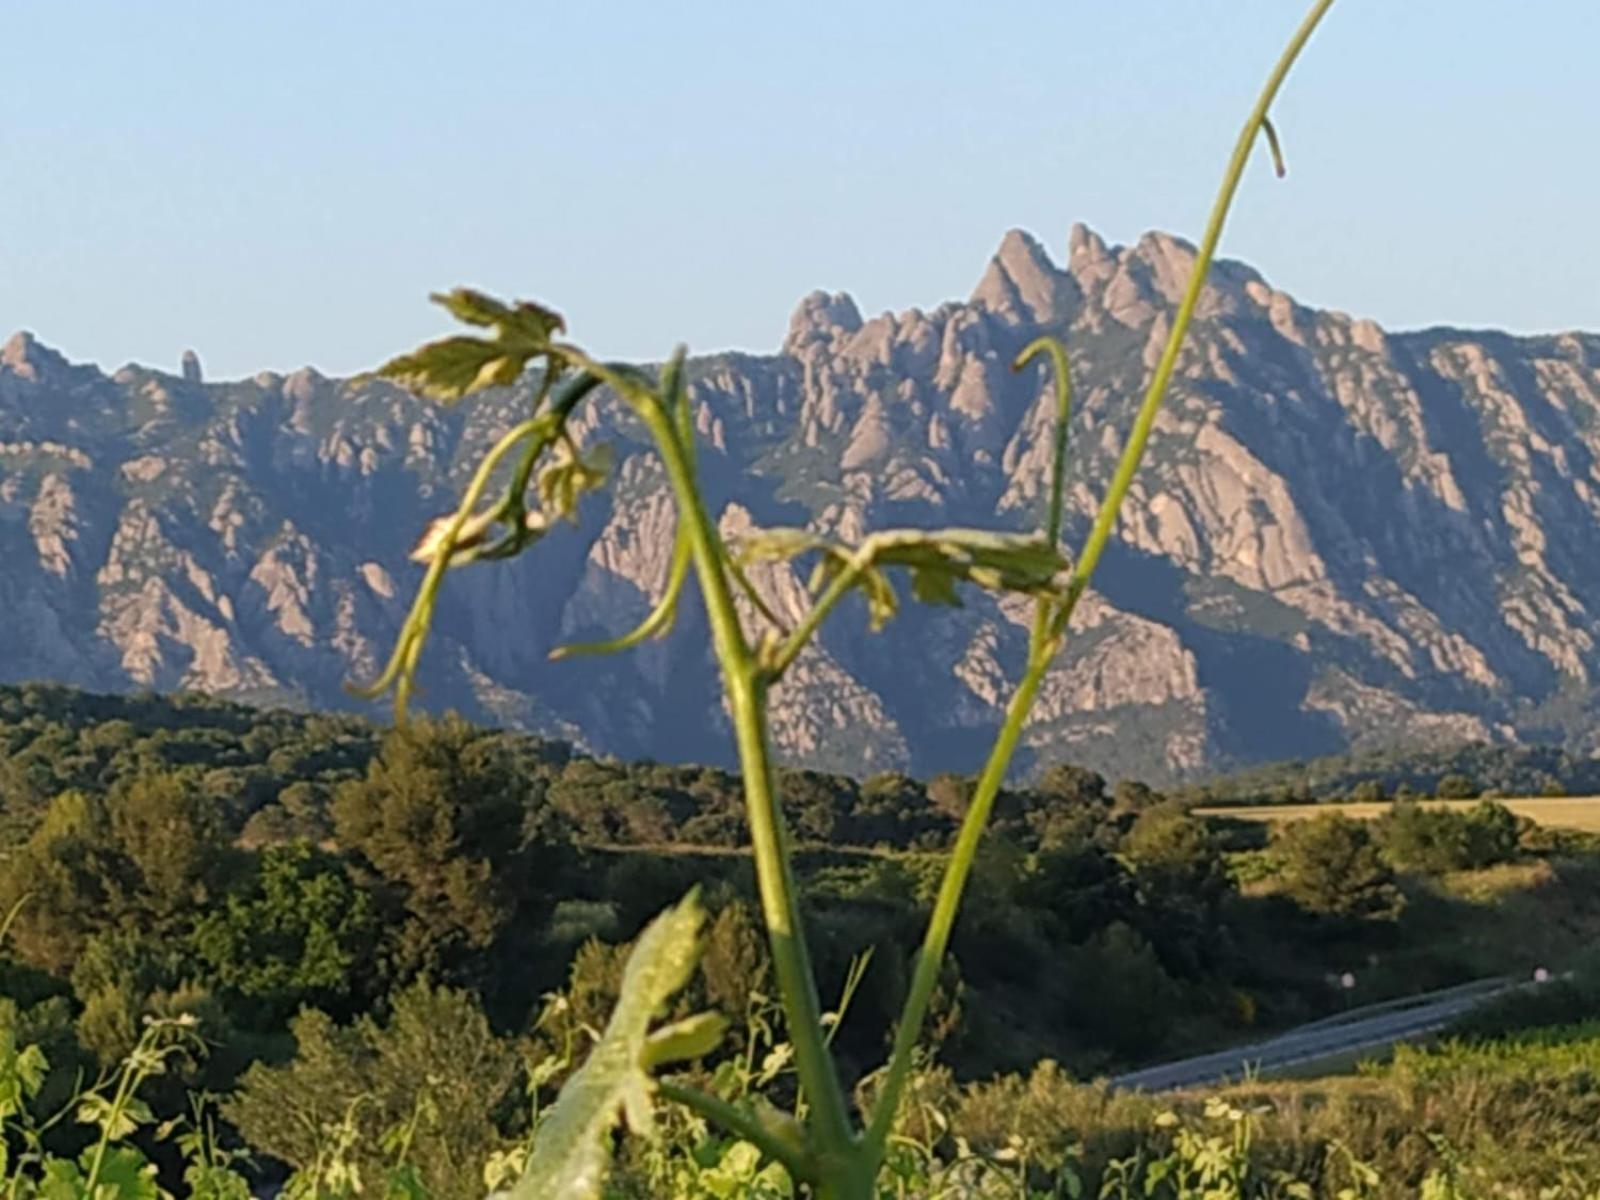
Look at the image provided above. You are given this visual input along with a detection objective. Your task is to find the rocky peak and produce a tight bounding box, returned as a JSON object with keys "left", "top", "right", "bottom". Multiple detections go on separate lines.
{"left": 181, "top": 349, "right": 204, "bottom": 384}
{"left": 784, "top": 290, "right": 864, "bottom": 355}
{"left": 2, "top": 330, "right": 70, "bottom": 383}
{"left": 3, "top": 225, "right": 1598, "bottom": 780}
{"left": 971, "top": 228, "right": 1079, "bottom": 325}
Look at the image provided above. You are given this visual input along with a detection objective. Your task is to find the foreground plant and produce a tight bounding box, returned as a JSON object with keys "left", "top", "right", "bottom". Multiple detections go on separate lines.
{"left": 355, "top": 3, "right": 1337, "bottom": 1194}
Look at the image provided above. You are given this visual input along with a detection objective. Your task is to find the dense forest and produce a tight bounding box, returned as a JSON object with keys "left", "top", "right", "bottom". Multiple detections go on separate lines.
{"left": 4, "top": 682, "right": 1600, "bottom": 1195}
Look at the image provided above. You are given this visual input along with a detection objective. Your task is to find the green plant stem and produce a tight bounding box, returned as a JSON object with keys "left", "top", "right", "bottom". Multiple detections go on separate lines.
{"left": 550, "top": 524, "right": 691, "bottom": 658}
{"left": 636, "top": 400, "right": 857, "bottom": 1164}
{"left": 1055, "top": 0, "right": 1336, "bottom": 637}
{"left": 352, "top": 415, "right": 544, "bottom": 711}
{"left": 1014, "top": 336, "right": 1075, "bottom": 549}
{"left": 656, "top": 1082, "right": 815, "bottom": 1184}
{"left": 864, "top": 0, "right": 1337, "bottom": 1159}
{"left": 82, "top": 1047, "right": 145, "bottom": 1195}
{"left": 863, "top": 642, "right": 1050, "bottom": 1154}
{"left": 764, "top": 549, "right": 872, "bottom": 678}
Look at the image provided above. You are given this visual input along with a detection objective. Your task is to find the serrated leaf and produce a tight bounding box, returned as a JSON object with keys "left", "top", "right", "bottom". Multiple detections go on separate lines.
{"left": 38, "top": 1157, "right": 88, "bottom": 1200}
{"left": 642, "top": 1012, "right": 728, "bottom": 1069}
{"left": 431, "top": 289, "right": 565, "bottom": 343}
{"left": 377, "top": 289, "right": 565, "bottom": 404}
{"left": 0, "top": 1024, "right": 49, "bottom": 1119}
{"left": 384, "top": 1164, "right": 429, "bottom": 1200}
{"left": 76, "top": 1094, "right": 154, "bottom": 1142}
{"left": 91, "top": 1147, "right": 162, "bottom": 1200}
{"left": 511, "top": 889, "right": 709, "bottom": 1200}
{"left": 378, "top": 336, "right": 510, "bottom": 404}
{"left": 737, "top": 525, "right": 1065, "bottom": 634}
{"left": 43, "top": 1147, "right": 162, "bottom": 1200}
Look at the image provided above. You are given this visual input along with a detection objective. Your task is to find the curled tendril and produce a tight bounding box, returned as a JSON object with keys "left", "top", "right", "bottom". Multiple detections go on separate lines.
{"left": 549, "top": 349, "right": 698, "bottom": 661}
{"left": 1012, "top": 335, "right": 1075, "bottom": 549}
{"left": 1261, "top": 115, "right": 1287, "bottom": 178}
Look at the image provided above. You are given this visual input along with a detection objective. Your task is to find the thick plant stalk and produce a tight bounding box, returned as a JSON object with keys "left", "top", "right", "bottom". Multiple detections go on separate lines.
{"left": 635, "top": 399, "right": 858, "bottom": 1168}
{"left": 864, "top": 0, "right": 1338, "bottom": 1158}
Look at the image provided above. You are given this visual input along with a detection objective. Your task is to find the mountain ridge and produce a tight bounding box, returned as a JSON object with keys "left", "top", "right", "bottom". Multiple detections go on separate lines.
{"left": 3, "top": 223, "right": 1597, "bottom": 782}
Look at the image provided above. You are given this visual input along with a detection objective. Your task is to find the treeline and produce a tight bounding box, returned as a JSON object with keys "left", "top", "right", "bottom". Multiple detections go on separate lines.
{"left": 1180, "top": 740, "right": 1600, "bottom": 806}
{"left": 1, "top": 683, "right": 1391, "bottom": 1089}
{"left": 4, "top": 683, "right": 1600, "bottom": 1196}
{"left": 0, "top": 682, "right": 1157, "bottom": 856}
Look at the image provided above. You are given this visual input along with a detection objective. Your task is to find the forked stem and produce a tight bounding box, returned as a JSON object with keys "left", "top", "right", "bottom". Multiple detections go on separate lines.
{"left": 635, "top": 399, "right": 859, "bottom": 1164}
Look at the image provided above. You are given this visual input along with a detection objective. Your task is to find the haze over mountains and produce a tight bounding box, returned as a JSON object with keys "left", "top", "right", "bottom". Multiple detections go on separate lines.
{"left": 3, "top": 224, "right": 1598, "bottom": 782}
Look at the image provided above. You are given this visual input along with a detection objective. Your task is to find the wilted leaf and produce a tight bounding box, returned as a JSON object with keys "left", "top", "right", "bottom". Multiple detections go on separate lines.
{"left": 537, "top": 443, "right": 613, "bottom": 523}
{"left": 736, "top": 528, "right": 836, "bottom": 568}
{"left": 511, "top": 889, "right": 711, "bottom": 1200}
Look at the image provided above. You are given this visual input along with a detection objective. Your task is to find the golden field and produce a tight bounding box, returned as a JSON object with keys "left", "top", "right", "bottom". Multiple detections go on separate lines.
{"left": 1198, "top": 796, "right": 1600, "bottom": 831}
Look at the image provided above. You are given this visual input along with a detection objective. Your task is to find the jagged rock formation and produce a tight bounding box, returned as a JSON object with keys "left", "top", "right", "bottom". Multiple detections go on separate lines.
{"left": 3, "top": 225, "right": 1598, "bottom": 782}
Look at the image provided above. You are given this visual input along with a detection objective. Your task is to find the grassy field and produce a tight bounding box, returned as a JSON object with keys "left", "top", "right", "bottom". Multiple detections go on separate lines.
{"left": 1198, "top": 795, "right": 1600, "bottom": 830}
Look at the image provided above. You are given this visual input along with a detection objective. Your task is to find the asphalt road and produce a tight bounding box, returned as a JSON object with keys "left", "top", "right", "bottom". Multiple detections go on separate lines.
{"left": 1110, "top": 976, "right": 1524, "bottom": 1093}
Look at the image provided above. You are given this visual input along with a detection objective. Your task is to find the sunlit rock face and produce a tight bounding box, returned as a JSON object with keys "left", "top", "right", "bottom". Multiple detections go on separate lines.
{"left": 3, "top": 226, "right": 1598, "bottom": 782}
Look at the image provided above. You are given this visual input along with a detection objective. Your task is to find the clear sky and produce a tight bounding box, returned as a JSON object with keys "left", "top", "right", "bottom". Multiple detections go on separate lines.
{"left": 2, "top": 2, "right": 1595, "bottom": 380}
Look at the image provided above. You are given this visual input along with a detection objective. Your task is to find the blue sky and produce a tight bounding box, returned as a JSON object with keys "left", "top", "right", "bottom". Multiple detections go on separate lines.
{"left": 2, "top": 2, "right": 1595, "bottom": 379}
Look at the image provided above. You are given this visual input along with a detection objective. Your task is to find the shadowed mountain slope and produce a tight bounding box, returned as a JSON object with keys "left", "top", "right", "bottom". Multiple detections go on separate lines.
{"left": 4, "top": 225, "right": 1597, "bottom": 781}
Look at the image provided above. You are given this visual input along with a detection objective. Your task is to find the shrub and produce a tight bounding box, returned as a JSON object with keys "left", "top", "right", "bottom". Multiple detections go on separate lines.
{"left": 1274, "top": 814, "right": 1402, "bottom": 920}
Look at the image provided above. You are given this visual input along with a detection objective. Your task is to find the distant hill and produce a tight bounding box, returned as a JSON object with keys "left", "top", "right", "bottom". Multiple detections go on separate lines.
{"left": 4, "top": 225, "right": 1599, "bottom": 781}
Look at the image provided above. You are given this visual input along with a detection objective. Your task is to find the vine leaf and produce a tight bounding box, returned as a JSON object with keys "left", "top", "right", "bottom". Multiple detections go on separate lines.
{"left": 40, "top": 1148, "right": 161, "bottom": 1200}
{"left": 538, "top": 442, "right": 614, "bottom": 523}
{"left": 510, "top": 889, "right": 717, "bottom": 1200}
{"left": 738, "top": 527, "right": 1069, "bottom": 632}
{"left": 377, "top": 289, "right": 566, "bottom": 403}
{"left": 0, "top": 1021, "right": 49, "bottom": 1124}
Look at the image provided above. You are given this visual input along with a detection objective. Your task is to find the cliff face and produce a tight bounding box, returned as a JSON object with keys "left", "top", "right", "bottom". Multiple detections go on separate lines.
{"left": 4, "top": 224, "right": 1598, "bottom": 782}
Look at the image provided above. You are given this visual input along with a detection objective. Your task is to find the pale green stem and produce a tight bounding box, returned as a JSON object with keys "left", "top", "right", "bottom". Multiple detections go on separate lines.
{"left": 1057, "top": 0, "right": 1336, "bottom": 635}
{"left": 863, "top": 642, "right": 1051, "bottom": 1153}
{"left": 636, "top": 400, "right": 857, "bottom": 1161}
{"left": 865, "top": 0, "right": 1338, "bottom": 1158}
{"left": 657, "top": 1081, "right": 815, "bottom": 1184}
{"left": 352, "top": 415, "right": 545, "bottom": 713}
{"left": 83, "top": 1047, "right": 149, "bottom": 1196}
{"left": 764, "top": 548, "right": 874, "bottom": 679}
{"left": 1015, "top": 336, "right": 1075, "bottom": 549}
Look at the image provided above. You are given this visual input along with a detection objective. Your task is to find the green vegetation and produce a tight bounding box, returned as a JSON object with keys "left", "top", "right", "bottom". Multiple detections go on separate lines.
{"left": 334, "top": 4, "right": 1342, "bottom": 1193}
{"left": 10, "top": 976, "right": 1600, "bottom": 1198}
{"left": 4, "top": 692, "right": 1599, "bottom": 1194}
{"left": 1183, "top": 742, "right": 1600, "bottom": 808}
{"left": 6, "top": 0, "right": 1599, "bottom": 1192}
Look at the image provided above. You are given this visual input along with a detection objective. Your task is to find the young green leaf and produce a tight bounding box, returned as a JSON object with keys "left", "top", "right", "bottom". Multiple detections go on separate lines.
{"left": 0, "top": 1022, "right": 49, "bottom": 1121}
{"left": 642, "top": 1012, "right": 729, "bottom": 1070}
{"left": 510, "top": 889, "right": 713, "bottom": 1200}
{"left": 376, "top": 289, "right": 566, "bottom": 404}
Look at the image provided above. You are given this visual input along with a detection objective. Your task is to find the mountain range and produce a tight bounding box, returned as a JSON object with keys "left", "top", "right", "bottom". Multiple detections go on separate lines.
{"left": 3, "top": 223, "right": 1598, "bottom": 783}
